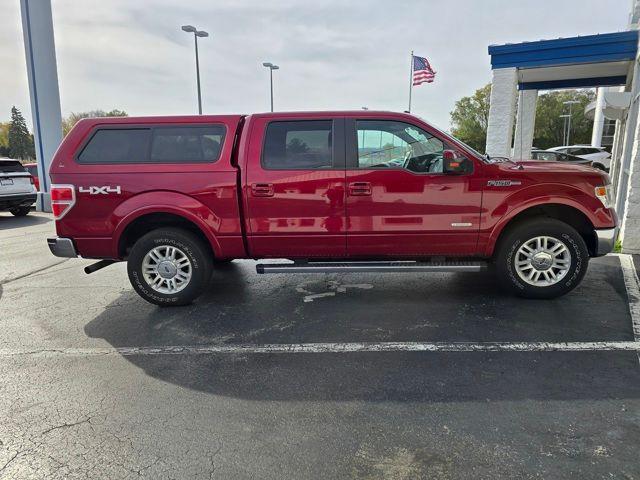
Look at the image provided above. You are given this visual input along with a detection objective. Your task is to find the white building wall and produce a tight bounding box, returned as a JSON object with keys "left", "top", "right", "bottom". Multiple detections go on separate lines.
{"left": 513, "top": 89, "right": 537, "bottom": 159}
{"left": 485, "top": 67, "right": 518, "bottom": 157}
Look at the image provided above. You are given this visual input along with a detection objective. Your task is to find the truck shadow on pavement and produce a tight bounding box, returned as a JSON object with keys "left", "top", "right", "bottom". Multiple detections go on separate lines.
{"left": 0, "top": 212, "right": 50, "bottom": 230}
{"left": 84, "top": 257, "right": 640, "bottom": 402}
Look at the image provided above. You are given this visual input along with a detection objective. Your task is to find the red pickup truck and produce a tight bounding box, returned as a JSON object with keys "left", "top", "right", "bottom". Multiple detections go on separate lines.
{"left": 47, "top": 111, "right": 617, "bottom": 306}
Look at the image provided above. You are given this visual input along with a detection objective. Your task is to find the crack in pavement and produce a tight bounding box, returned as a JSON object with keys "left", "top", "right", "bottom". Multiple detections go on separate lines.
{"left": 0, "top": 259, "right": 70, "bottom": 287}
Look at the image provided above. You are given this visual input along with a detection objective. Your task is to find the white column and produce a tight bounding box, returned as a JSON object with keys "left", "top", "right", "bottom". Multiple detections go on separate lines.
{"left": 20, "top": 0, "right": 63, "bottom": 212}
{"left": 485, "top": 67, "right": 518, "bottom": 158}
{"left": 512, "top": 89, "right": 537, "bottom": 160}
{"left": 591, "top": 88, "right": 606, "bottom": 147}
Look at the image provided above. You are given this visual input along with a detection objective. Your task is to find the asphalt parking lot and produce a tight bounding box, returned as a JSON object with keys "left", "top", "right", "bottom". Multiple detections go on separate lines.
{"left": 1, "top": 212, "right": 640, "bottom": 479}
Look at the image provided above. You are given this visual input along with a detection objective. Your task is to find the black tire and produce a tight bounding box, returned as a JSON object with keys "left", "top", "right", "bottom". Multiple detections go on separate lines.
{"left": 127, "top": 228, "right": 213, "bottom": 307}
{"left": 10, "top": 206, "right": 30, "bottom": 217}
{"left": 495, "top": 218, "right": 589, "bottom": 299}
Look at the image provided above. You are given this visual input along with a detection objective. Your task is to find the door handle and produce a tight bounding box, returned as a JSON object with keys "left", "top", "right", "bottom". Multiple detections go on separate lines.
{"left": 251, "top": 183, "right": 274, "bottom": 197}
{"left": 348, "top": 182, "right": 371, "bottom": 196}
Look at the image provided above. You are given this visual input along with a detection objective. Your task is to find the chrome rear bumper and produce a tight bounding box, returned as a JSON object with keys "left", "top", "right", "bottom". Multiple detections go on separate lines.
{"left": 595, "top": 227, "right": 618, "bottom": 256}
{"left": 47, "top": 237, "right": 78, "bottom": 258}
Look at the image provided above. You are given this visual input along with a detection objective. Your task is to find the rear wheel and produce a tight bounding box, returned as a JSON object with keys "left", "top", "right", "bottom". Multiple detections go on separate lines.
{"left": 495, "top": 218, "right": 589, "bottom": 299}
{"left": 10, "top": 206, "right": 30, "bottom": 217}
{"left": 127, "top": 228, "right": 213, "bottom": 306}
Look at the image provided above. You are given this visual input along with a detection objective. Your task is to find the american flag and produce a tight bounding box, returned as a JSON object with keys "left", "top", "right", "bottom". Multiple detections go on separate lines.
{"left": 412, "top": 55, "right": 436, "bottom": 86}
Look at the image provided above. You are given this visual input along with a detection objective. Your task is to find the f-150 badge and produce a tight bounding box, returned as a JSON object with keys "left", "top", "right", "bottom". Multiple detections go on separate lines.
{"left": 78, "top": 186, "right": 122, "bottom": 195}
{"left": 487, "top": 180, "right": 522, "bottom": 187}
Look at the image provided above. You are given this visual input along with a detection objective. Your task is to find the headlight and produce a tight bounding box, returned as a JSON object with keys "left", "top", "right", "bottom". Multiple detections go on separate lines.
{"left": 595, "top": 184, "right": 614, "bottom": 209}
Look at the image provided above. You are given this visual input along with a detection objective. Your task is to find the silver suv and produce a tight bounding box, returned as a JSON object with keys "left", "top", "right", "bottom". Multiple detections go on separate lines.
{"left": 0, "top": 158, "right": 37, "bottom": 216}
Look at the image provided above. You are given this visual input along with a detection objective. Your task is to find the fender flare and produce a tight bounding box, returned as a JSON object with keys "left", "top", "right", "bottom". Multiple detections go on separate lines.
{"left": 110, "top": 191, "right": 222, "bottom": 258}
{"left": 484, "top": 196, "right": 598, "bottom": 257}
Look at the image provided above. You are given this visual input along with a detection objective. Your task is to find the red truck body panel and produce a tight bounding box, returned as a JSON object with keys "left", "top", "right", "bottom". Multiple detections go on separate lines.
{"left": 49, "top": 111, "right": 616, "bottom": 261}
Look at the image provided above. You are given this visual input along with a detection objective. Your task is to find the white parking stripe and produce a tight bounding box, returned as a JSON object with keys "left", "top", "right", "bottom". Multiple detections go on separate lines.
{"left": 615, "top": 253, "right": 640, "bottom": 364}
{"left": 1, "top": 341, "right": 639, "bottom": 358}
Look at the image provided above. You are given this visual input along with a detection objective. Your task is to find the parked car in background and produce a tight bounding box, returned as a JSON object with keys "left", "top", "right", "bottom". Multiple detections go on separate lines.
{"left": 546, "top": 145, "right": 611, "bottom": 171}
{"left": 23, "top": 162, "right": 40, "bottom": 191}
{"left": 0, "top": 158, "right": 37, "bottom": 216}
{"left": 530, "top": 149, "right": 593, "bottom": 167}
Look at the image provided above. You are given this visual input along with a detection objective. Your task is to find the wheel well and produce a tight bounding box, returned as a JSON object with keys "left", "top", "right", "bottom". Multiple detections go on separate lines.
{"left": 118, "top": 212, "right": 214, "bottom": 259}
{"left": 494, "top": 204, "right": 597, "bottom": 256}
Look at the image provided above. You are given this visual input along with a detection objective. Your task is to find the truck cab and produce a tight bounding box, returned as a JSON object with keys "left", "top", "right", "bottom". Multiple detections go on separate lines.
{"left": 47, "top": 111, "right": 617, "bottom": 306}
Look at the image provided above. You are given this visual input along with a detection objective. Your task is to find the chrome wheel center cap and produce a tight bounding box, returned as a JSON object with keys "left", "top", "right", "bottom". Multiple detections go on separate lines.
{"left": 157, "top": 260, "right": 178, "bottom": 279}
{"left": 531, "top": 252, "right": 553, "bottom": 271}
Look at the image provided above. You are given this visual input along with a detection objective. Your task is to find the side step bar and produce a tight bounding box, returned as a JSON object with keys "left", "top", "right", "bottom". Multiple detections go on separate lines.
{"left": 256, "top": 260, "right": 488, "bottom": 274}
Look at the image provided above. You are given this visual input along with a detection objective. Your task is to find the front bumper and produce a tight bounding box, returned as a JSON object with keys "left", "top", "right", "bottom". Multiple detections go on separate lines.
{"left": 47, "top": 237, "right": 78, "bottom": 258}
{"left": 0, "top": 193, "right": 36, "bottom": 211}
{"left": 595, "top": 227, "right": 618, "bottom": 256}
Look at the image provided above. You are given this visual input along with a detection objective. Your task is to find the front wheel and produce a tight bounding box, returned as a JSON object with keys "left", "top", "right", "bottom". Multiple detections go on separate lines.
{"left": 495, "top": 219, "right": 589, "bottom": 299}
{"left": 127, "top": 228, "right": 213, "bottom": 306}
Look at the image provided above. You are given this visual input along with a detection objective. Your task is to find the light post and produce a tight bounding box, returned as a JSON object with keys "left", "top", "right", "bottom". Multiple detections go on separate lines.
{"left": 559, "top": 114, "right": 571, "bottom": 145}
{"left": 562, "top": 100, "right": 580, "bottom": 145}
{"left": 262, "top": 62, "right": 279, "bottom": 112}
{"left": 181, "top": 25, "right": 209, "bottom": 114}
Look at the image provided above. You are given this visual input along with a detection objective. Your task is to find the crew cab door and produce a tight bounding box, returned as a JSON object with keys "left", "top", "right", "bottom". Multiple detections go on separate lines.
{"left": 244, "top": 116, "right": 346, "bottom": 257}
{"left": 344, "top": 117, "right": 482, "bottom": 257}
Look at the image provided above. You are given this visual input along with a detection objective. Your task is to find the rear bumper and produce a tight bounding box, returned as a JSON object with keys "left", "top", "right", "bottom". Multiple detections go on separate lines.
{"left": 47, "top": 237, "right": 78, "bottom": 258}
{"left": 0, "top": 193, "right": 36, "bottom": 210}
{"left": 595, "top": 227, "right": 618, "bottom": 256}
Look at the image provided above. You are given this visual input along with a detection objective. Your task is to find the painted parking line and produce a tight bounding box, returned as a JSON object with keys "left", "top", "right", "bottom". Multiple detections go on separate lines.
{"left": 1, "top": 254, "right": 638, "bottom": 360}
{"left": 615, "top": 253, "right": 640, "bottom": 364}
{"left": 1, "top": 341, "right": 639, "bottom": 358}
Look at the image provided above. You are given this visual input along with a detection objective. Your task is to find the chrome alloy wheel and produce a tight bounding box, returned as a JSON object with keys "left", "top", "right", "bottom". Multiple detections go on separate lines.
{"left": 514, "top": 236, "right": 571, "bottom": 287}
{"left": 142, "top": 245, "right": 192, "bottom": 294}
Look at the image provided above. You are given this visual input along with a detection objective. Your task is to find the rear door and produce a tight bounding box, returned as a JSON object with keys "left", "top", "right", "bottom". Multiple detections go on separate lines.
{"left": 244, "top": 115, "right": 347, "bottom": 257}
{"left": 0, "top": 160, "right": 33, "bottom": 195}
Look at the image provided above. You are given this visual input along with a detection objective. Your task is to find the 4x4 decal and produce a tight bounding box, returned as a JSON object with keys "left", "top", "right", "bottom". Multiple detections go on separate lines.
{"left": 78, "top": 186, "right": 122, "bottom": 195}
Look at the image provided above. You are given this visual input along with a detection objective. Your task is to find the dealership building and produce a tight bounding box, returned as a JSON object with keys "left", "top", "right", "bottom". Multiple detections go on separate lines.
{"left": 486, "top": 0, "right": 640, "bottom": 252}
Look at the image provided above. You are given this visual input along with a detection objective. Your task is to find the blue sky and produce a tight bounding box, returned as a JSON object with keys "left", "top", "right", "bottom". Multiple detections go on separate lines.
{"left": 0, "top": 0, "right": 629, "bottom": 131}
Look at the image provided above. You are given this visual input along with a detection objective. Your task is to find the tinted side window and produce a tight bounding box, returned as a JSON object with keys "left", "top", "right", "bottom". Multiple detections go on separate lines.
{"left": 78, "top": 129, "right": 150, "bottom": 164}
{"left": 263, "top": 121, "right": 333, "bottom": 169}
{"left": 151, "top": 126, "right": 225, "bottom": 163}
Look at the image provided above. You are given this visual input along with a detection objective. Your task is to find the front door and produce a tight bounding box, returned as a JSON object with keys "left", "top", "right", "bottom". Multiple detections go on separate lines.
{"left": 245, "top": 116, "right": 347, "bottom": 258}
{"left": 345, "top": 118, "right": 482, "bottom": 257}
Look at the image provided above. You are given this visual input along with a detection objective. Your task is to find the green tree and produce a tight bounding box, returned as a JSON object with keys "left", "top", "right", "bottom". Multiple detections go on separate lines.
{"left": 0, "top": 122, "right": 10, "bottom": 157}
{"left": 450, "top": 84, "right": 491, "bottom": 153}
{"left": 8, "top": 106, "right": 35, "bottom": 160}
{"left": 62, "top": 109, "right": 127, "bottom": 136}
{"left": 533, "top": 90, "right": 595, "bottom": 149}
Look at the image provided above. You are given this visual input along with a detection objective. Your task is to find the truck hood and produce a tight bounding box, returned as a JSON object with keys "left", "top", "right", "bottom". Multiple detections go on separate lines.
{"left": 496, "top": 159, "right": 598, "bottom": 175}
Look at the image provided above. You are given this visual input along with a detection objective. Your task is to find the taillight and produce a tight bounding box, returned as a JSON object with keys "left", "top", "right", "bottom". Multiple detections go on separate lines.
{"left": 29, "top": 175, "right": 34, "bottom": 185}
{"left": 51, "top": 184, "right": 76, "bottom": 219}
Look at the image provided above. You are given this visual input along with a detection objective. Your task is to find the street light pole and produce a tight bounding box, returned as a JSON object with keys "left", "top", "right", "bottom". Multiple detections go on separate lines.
{"left": 262, "top": 62, "right": 280, "bottom": 112}
{"left": 562, "top": 100, "right": 580, "bottom": 146}
{"left": 182, "top": 25, "right": 209, "bottom": 115}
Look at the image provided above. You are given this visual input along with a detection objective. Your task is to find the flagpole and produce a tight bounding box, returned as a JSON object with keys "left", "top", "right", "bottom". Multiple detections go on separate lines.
{"left": 408, "top": 50, "right": 413, "bottom": 112}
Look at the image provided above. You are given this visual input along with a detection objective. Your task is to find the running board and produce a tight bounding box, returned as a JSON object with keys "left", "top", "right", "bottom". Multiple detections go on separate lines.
{"left": 256, "top": 260, "right": 488, "bottom": 274}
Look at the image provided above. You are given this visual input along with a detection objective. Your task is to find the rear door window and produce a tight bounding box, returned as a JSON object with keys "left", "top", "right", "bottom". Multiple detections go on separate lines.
{"left": 263, "top": 120, "right": 334, "bottom": 169}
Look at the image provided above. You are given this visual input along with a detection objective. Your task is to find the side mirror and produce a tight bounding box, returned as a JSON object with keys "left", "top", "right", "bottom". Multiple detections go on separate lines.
{"left": 443, "top": 149, "right": 468, "bottom": 174}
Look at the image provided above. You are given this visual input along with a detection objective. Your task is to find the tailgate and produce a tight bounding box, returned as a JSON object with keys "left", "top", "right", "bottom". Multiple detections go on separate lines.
{"left": 0, "top": 160, "right": 33, "bottom": 195}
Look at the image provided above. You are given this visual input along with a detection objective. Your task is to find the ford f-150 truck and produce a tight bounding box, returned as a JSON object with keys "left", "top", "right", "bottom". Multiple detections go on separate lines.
{"left": 47, "top": 111, "right": 617, "bottom": 306}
